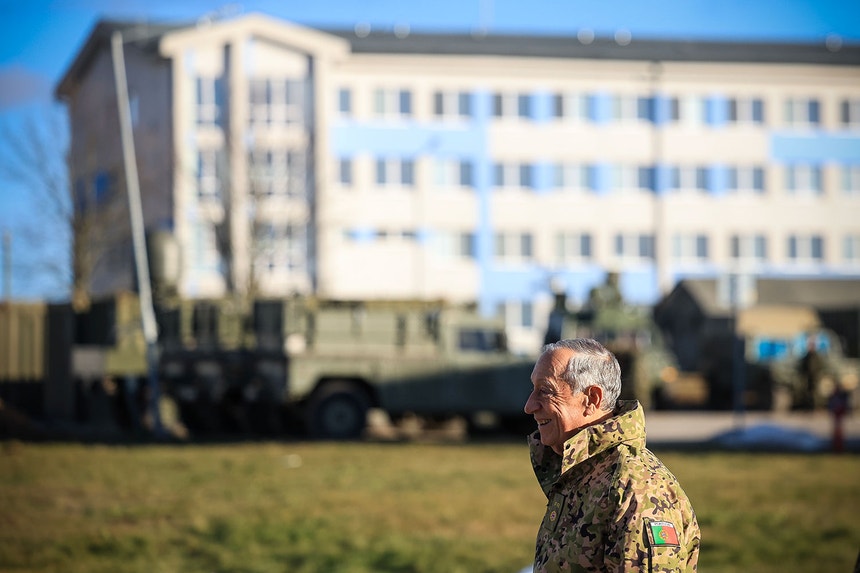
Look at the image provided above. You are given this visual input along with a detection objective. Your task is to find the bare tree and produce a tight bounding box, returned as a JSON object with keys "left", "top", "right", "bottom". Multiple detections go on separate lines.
{"left": 0, "top": 106, "right": 71, "bottom": 301}
{"left": 0, "top": 106, "right": 127, "bottom": 307}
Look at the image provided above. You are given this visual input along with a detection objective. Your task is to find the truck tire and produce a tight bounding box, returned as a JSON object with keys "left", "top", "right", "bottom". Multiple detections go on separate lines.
{"left": 306, "top": 382, "right": 369, "bottom": 440}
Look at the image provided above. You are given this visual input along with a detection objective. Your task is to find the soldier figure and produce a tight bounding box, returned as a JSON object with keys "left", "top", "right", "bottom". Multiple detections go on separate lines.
{"left": 524, "top": 339, "right": 700, "bottom": 572}
{"left": 799, "top": 337, "right": 824, "bottom": 410}
{"left": 586, "top": 271, "right": 623, "bottom": 311}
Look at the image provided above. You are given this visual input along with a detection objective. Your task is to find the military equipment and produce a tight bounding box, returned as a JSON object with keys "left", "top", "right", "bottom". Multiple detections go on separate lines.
{"left": 67, "top": 293, "right": 535, "bottom": 439}
{"left": 738, "top": 305, "right": 860, "bottom": 411}
{"left": 543, "top": 273, "right": 680, "bottom": 410}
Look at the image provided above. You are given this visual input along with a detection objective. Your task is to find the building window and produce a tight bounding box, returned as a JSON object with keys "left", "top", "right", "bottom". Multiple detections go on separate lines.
{"left": 672, "top": 234, "right": 709, "bottom": 262}
{"left": 375, "top": 158, "right": 415, "bottom": 187}
{"left": 784, "top": 97, "right": 820, "bottom": 128}
{"left": 552, "top": 163, "right": 590, "bottom": 191}
{"left": 844, "top": 235, "right": 860, "bottom": 264}
{"left": 196, "top": 149, "right": 223, "bottom": 200}
{"left": 196, "top": 76, "right": 224, "bottom": 127}
{"left": 556, "top": 232, "right": 592, "bottom": 263}
{"left": 730, "top": 234, "right": 768, "bottom": 262}
{"left": 614, "top": 233, "right": 655, "bottom": 260}
{"left": 338, "top": 158, "right": 353, "bottom": 186}
{"left": 841, "top": 98, "right": 860, "bottom": 128}
{"left": 433, "top": 91, "right": 471, "bottom": 119}
{"left": 668, "top": 95, "right": 708, "bottom": 126}
{"left": 610, "top": 164, "right": 652, "bottom": 193}
{"left": 93, "top": 171, "right": 116, "bottom": 205}
{"left": 249, "top": 78, "right": 306, "bottom": 127}
{"left": 192, "top": 221, "right": 222, "bottom": 272}
{"left": 249, "top": 149, "right": 307, "bottom": 198}
{"left": 728, "top": 97, "right": 765, "bottom": 125}
{"left": 374, "top": 88, "right": 412, "bottom": 118}
{"left": 609, "top": 94, "right": 652, "bottom": 123}
{"left": 494, "top": 232, "right": 534, "bottom": 262}
{"left": 338, "top": 88, "right": 352, "bottom": 117}
{"left": 373, "top": 229, "right": 417, "bottom": 242}
{"left": 501, "top": 300, "right": 534, "bottom": 328}
{"left": 785, "top": 164, "right": 823, "bottom": 195}
{"left": 553, "top": 93, "right": 589, "bottom": 121}
{"left": 727, "top": 166, "right": 765, "bottom": 194}
{"left": 434, "top": 231, "right": 475, "bottom": 259}
{"left": 256, "top": 222, "right": 307, "bottom": 272}
{"left": 434, "top": 158, "right": 474, "bottom": 188}
{"left": 493, "top": 92, "right": 531, "bottom": 119}
{"left": 841, "top": 165, "right": 860, "bottom": 195}
{"left": 788, "top": 234, "right": 824, "bottom": 263}
{"left": 493, "top": 162, "right": 534, "bottom": 189}
{"left": 668, "top": 166, "right": 708, "bottom": 193}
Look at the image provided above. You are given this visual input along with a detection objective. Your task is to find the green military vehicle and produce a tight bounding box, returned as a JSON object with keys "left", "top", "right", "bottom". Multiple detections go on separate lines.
{"left": 155, "top": 296, "right": 536, "bottom": 439}
{"left": 543, "top": 273, "right": 680, "bottom": 410}
{"left": 737, "top": 305, "right": 860, "bottom": 411}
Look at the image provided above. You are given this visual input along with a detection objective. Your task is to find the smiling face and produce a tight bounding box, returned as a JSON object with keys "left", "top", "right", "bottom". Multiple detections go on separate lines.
{"left": 524, "top": 348, "right": 590, "bottom": 454}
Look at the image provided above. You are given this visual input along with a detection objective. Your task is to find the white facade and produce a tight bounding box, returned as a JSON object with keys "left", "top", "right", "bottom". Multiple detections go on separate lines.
{"left": 57, "top": 14, "right": 860, "bottom": 354}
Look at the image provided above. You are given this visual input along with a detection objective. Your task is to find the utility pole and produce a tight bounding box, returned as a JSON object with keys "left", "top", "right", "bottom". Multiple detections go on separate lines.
{"left": 111, "top": 30, "right": 162, "bottom": 436}
{"left": 2, "top": 229, "right": 10, "bottom": 301}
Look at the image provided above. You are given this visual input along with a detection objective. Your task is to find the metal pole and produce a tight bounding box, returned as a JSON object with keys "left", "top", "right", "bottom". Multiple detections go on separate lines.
{"left": 111, "top": 31, "right": 162, "bottom": 436}
{"left": 2, "top": 229, "right": 10, "bottom": 301}
{"left": 729, "top": 273, "right": 746, "bottom": 429}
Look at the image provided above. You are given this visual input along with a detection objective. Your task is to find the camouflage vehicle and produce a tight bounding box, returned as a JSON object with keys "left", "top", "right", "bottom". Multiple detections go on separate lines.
{"left": 543, "top": 274, "right": 680, "bottom": 410}
{"left": 737, "top": 305, "right": 860, "bottom": 411}
{"left": 149, "top": 295, "right": 537, "bottom": 438}
{"left": 275, "top": 297, "right": 535, "bottom": 438}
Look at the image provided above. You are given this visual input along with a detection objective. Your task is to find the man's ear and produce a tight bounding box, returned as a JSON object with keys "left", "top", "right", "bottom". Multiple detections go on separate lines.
{"left": 584, "top": 385, "right": 603, "bottom": 414}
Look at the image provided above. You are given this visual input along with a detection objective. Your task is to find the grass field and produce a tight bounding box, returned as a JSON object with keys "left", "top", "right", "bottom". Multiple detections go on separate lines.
{"left": 1, "top": 439, "right": 858, "bottom": 573}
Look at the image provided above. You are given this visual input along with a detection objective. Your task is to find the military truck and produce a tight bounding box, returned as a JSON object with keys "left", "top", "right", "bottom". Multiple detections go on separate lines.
{"left": 543, "top": 274, "right": 680, "bottom": 410}
{"left": 737, "top": 305, "right": 860, "bottom": 411}
{"left": 151, "top": 295, "right": 536, "bottom": 439}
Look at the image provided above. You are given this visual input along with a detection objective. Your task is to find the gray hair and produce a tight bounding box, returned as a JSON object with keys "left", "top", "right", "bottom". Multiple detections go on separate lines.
{"left": 540, "top": 338, "right": 622, "bottom": 411}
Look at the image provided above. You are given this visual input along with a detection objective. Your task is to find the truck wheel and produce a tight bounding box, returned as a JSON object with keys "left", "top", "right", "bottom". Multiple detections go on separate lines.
{"left": 306, "top": 382, "right": 369, "bottom": 440}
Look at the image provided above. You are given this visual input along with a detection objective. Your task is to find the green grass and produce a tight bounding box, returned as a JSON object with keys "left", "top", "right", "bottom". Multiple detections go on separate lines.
{"left": 0, "top": 440, "right": 858, "bottom": 573}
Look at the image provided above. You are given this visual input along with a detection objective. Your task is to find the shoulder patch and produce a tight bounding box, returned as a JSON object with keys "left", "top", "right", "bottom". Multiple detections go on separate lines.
{"left": 646, "top": 519, "right": 680, "bottom": 547}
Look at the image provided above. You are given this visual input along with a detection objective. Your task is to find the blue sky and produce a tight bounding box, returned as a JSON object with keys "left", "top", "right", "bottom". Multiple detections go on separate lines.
{"left": 1, "top": 0, "right": 859, "bottom": 300}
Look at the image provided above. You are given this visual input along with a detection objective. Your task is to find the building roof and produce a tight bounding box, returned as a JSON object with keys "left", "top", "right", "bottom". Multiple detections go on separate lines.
{"left": 661, "top": 277, "right": 860, "bottom": 320}
{"left": 757, "top": 278, "right": 860, "bottom": 310}
{"left": 55, "top": 20, "right": 186, "bottom": 99}
{"left": 325, "top": 29, "right": 860, "bottom": 66}
{"left": 56, "top": 15, "right": 860, "bottom": 99}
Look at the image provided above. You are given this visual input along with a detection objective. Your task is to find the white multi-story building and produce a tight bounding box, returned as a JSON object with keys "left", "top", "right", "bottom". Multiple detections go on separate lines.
{"left": 56, "top": 13, "right": 860, "bottom": 353}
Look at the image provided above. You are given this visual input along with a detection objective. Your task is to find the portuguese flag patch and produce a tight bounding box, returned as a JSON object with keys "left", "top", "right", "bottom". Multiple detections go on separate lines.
{"left": 647, "top": 520, "right": 680, "bottom": 547}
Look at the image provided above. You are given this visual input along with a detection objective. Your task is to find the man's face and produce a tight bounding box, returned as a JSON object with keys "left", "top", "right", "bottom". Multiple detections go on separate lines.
{"left": 524, "top": 348, "right": 589, "bottom": 454}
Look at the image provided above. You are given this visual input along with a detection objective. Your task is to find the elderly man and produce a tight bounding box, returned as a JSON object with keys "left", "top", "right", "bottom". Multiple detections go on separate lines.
{"left": 524, "top": 339, "right": 700, "bottom": 572}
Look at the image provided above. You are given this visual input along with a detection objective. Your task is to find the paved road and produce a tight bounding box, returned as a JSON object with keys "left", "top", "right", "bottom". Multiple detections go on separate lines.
{"left": 644, "top": 409, "right": 860, "bottom": 451}
{"left": 367, "top": 409, "right": 860, "bottom": 452}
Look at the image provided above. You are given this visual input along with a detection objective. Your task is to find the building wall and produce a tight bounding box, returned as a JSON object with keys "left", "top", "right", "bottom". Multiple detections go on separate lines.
{"left": 61, "top": 16, "right": 860, "bottom": 355}
{"left": 165, "top": 29, "right": 322, "bottom": 300}
{"left": 326, "top": 49, "right": 860, "bottom": 352}
{"left": 65, "top": 41, "right": 172, "bottom": 298}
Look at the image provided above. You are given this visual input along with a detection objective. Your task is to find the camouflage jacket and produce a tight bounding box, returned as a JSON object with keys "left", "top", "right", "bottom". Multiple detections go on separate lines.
{"left": 529, "top": 400, "right": 700, "bottom": 572}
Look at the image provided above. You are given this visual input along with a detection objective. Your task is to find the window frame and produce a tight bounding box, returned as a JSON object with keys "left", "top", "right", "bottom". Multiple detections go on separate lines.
{"left": 730, "top": 234, "right": 768, "bottom": 262}
{"left": 555, "top": 232, "right": 593, "bottom": 263}
{"left": 787, "top": 234, "right": 825, "bottom": 263}
{"left": 784, "top": 97, "right": 821, "bottom": 128}
{"left": 375, "top": 157, "right": 415, "bottom": 187}
{"left": 373, "top": 88, "right": 413, "bottom": 119}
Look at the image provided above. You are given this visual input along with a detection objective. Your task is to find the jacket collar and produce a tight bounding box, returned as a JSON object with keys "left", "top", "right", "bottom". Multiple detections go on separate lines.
{"left": 529, "top": 400, "right": 646, "bottom": 497}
